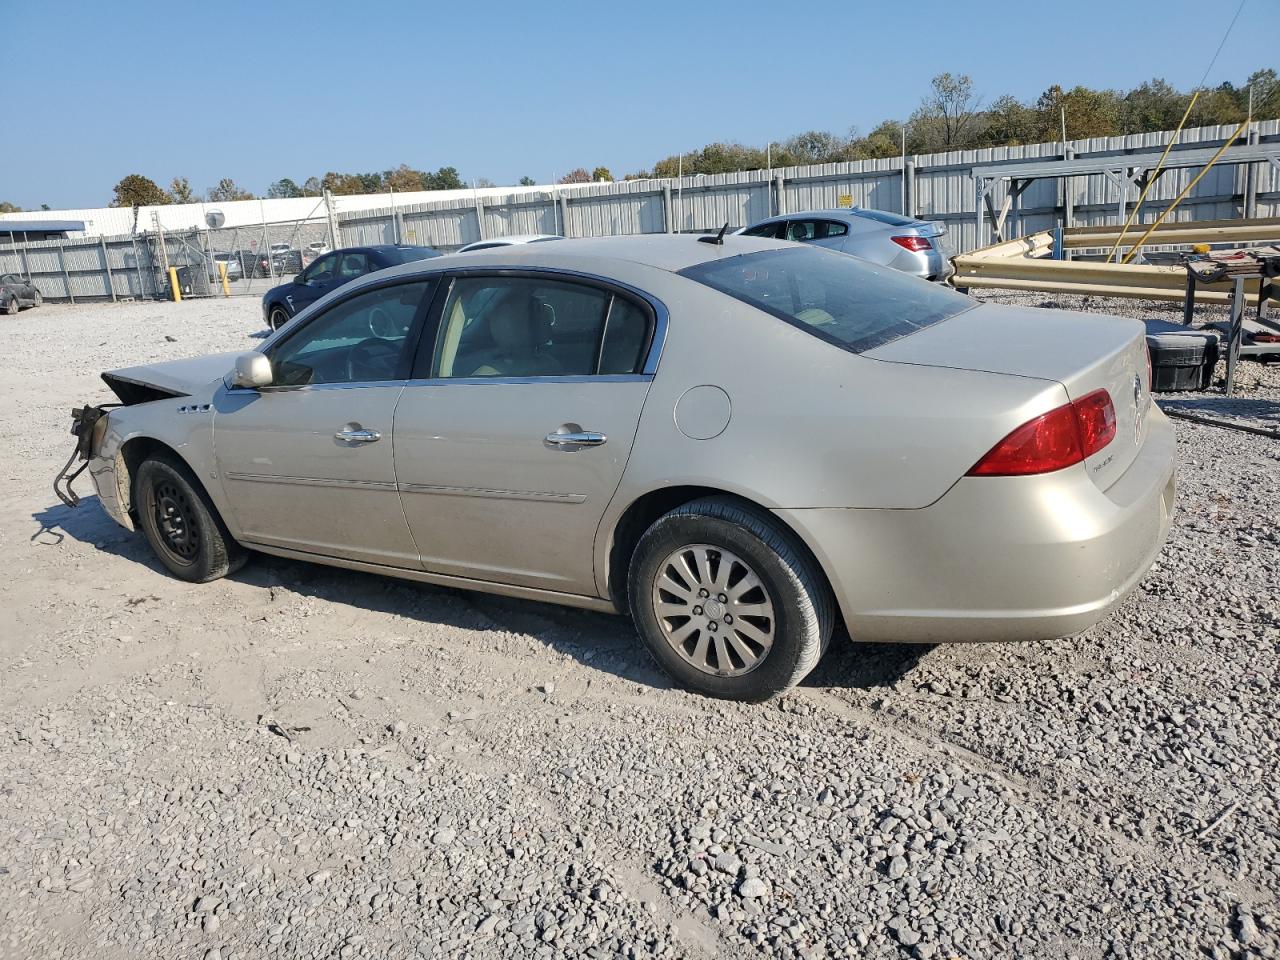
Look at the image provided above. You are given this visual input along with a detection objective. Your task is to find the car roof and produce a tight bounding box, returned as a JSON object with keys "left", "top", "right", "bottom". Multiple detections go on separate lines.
{"left": 429, "top": 233, "right": 795, "bottom": 274}
{"left": 751, "top": 208, "right": 922, "bottom": 227}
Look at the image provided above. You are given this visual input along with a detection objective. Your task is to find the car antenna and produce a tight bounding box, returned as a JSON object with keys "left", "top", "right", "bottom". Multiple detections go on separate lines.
{"left": 698, "top": 222, "right": 729, "bottom": 245}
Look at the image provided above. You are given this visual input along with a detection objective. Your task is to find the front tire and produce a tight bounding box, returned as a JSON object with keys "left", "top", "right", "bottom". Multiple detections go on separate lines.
{"left": 135, "top": 453, "right": 246, "bottom": 583}
{"left": 628, "top": 497, "right": 833, "bottom": 702}
{"left": 31, "top": 290, "right": 42, "bottom": 307}
{"left": 3, "top": 296, "right": 16, "bottom": 316}
{"left": 268, "top": 305, "right": 290, "bottom": 330}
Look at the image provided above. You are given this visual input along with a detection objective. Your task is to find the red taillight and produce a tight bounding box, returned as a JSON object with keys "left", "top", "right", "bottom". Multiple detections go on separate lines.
{"left": 968, "top": 389, "right": 1116, "bottom": 477}
{"left": 891, "top": 235, "right": 932, "bottom": 252}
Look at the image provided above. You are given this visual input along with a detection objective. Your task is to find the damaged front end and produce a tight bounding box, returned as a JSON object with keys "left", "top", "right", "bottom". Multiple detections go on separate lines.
{"left": 53, "top": 403, "right": 117, "bottom": 508}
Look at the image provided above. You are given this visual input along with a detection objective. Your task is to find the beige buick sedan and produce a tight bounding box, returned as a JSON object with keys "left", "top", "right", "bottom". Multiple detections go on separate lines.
{"left": 63, "top": 235, "right": 1175, "bottom": 701}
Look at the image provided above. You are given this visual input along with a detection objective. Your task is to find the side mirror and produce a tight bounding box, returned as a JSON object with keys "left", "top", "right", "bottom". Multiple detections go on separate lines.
{"left": 294, "top": 273, "right": 306, "bottom": 284}
{"left": 232, "top": 352, "right": 273, "bottom": 389}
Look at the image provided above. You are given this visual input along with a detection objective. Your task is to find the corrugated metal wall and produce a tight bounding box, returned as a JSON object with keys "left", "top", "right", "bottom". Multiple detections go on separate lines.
{"left": 6, "top": 122, "right": 1279, "bottom": 301}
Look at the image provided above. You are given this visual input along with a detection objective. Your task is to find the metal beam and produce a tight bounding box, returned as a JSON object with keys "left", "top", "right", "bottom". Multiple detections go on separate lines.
{"left": 971, "top": 140, "right": 1280, "bottom": 181}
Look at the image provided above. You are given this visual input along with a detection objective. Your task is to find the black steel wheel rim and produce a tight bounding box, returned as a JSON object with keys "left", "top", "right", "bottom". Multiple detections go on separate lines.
{"left": 151, "top": 480, "right": 200, "bottom": 564}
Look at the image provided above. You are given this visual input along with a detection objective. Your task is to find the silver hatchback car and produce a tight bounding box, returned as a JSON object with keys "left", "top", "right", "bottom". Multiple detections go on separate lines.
{"left": 65, "top": 235, "right": 1173, "bottom": 702}
{"left": 740, "top": 208, "right": 951, "bottom": 281}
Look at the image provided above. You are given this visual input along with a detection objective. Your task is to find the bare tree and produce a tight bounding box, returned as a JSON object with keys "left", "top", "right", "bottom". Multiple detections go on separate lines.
{"left": 918, "top": 73, "right": 982, "bottom": 147}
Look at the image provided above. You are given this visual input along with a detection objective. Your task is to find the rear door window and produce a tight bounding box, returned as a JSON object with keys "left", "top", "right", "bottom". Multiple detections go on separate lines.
{"left": 432, "top": 275, "right": 652, "bottom": 378}
{"left": 679, "top": 246, "right": 972, "bottom": 354}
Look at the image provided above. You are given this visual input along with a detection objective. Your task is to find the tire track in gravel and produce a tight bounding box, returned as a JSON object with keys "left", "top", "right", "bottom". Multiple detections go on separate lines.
{"left": 794, "top": 686, "right": 1275, "bottom": 907}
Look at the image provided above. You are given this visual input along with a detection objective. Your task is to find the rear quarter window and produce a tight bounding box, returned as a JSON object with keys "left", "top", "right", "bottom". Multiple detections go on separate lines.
{"left": 679, "top": 246, "right": 972, "bottom": 354}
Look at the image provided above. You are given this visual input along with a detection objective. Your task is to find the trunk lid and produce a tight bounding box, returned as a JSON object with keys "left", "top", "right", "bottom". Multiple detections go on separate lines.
{"left": 866, "top": 303, "right": 1151, "bottom": 491}
{"left": 102, "top": 351, "right": 242, "bottom": 405}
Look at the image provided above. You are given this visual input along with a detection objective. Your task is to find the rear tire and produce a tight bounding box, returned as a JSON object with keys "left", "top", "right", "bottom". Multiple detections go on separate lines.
{"left": 135, "top": 453, "right": 246, "bottom": 583}
{"left": 31, "top": 290, "right": 42, "bottom": 307}
{"left": 268, "top": 305, "right": 290, "bottom": 330}
{"left": 627, "top": 497, "right": 833, "bottom": 702}
{"left": 3, "top": 296, "right": 16, "bottom": 316}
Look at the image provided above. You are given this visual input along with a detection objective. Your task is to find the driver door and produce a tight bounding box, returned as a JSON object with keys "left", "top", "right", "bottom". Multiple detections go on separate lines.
{"left": 213, "top": 278, "right": 435, "bottom": 567}
{"left": 287, "top": 251, "right": 339, "bottom": 315}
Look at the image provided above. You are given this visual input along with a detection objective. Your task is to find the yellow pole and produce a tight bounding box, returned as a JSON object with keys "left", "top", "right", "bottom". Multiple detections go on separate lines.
{"left": 218, "top": 261, "right": 230, "bottom": 297}
{"left": 167, "top": 266, "right": 182, "bottom": 302}
{"left": 1121, "top": 117, "right": 1250, "bottom": 265}
{"left": 1106, "top": 91, "right": 1201, "bottom": 262}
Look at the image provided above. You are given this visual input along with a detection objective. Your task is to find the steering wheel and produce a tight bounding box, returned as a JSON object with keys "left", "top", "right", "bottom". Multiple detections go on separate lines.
{"left": 367, "top": 305, "right": 398, "bottom": 339}
{"left": 346, "top": 337, "right": 400, "bottom": 382}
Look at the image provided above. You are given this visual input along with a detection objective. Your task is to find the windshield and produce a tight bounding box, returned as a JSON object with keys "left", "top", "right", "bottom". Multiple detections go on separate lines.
{"left": 679, "top": 246, "right": 972, "bottom": 354}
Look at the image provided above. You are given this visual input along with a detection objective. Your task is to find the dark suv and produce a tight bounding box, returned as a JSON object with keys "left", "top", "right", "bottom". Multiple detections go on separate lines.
{"left": 260, "top": 244, "right": 441, "bottom": 330}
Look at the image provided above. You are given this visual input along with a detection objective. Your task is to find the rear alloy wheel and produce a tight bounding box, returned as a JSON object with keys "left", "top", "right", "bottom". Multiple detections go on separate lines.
{"left": 31, "top": 290, "right": 42, "bottom": 307}
{"left": 628, "top": 497, "right": 833, "bottom": 702}
{"left": 269, "top": 306, "right": 290, "bottom": 330}
{"left": 136, "top": 453, "right": 246, "bottom": 583}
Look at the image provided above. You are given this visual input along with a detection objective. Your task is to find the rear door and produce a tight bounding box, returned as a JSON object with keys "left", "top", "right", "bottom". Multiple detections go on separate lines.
{"left": 392, "top": 271, "right": 659, "bottom": 595}
{"left": 214, "top": 278, "right": 436, "bottom": 566}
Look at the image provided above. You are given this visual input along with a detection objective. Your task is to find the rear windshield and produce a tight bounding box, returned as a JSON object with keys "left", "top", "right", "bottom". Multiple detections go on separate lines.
{"left": 851, "top": 208, "right": 918, "bottom": 227}
{"left": 679, "top": 246, "right": 972, "bottom": 354}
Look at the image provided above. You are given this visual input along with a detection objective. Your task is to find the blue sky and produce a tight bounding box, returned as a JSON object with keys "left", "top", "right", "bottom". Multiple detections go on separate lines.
{"left": 4, "top": 0, "right": 1272, "bottom": 209}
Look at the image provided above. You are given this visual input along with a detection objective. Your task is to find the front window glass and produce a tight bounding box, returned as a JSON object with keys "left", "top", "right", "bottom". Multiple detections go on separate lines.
{"left": 679, "top": 246, "right": 972, "bottom": 354}
{"left": 267, "top": 281, "right": 433, "bottom": 385}
{"left": 434, "top": 276, "right": 651, "bottom": 378}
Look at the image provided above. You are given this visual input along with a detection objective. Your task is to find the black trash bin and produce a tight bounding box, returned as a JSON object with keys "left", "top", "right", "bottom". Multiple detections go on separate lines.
{"left": 169, "top": 265, "right": 194, "bottom": 300}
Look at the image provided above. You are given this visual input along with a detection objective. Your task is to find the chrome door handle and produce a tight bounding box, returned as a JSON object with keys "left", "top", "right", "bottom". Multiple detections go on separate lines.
{"left": 335, "top": 427, "right": 381, "bottom": 443}
{"left": 545, "top": 430, "right": 607, "bottom": 447}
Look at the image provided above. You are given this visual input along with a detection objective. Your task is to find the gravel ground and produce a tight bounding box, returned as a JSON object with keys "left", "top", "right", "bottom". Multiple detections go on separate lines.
{"left": 0, "top": 292, "right": 1277, "bottom": 960}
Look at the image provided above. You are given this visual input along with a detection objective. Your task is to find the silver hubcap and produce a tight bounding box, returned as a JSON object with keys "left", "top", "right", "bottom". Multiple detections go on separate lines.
{"left": 651, "top": 544, "right": 776, "bottom": 677}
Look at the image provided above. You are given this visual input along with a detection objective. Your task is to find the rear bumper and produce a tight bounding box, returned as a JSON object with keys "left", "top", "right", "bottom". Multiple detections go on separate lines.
{"left": 887, "top": 245, "right": 953, "bottom": 282}
{"left": 777, "top": 405, "right": 1175, "bottom": 643}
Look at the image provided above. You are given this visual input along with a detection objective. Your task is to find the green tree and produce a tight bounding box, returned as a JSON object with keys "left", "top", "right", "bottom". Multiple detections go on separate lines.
{"left": 983, "top": 95, "right": 1039, "bottom": 146}
{"left": 302, "top": 176, "right": 322, "bottom": 196}
{"left": 0, "top": 201, "right": 21, "bottom": 213}
{"left": 781, "top": 131, "right": 852, "bottom": 164}
{"left": 590, "top": 166, "right": 613, "bottom": 182}
{"left": 1036, "top": 84, "right": 1121, "bottom": 140}
{"left": 1121, "top": 79, "right": 1186, "bottom": 134}
{"left": 40, "top": 203, "right": 50, "bottom": 211}
{"left": 207, "top": 179, "right": 254, "bottom": 202}
{"left": 167, "top": 176, "right": 195, "bottom": 203}
{"left": 110, "top": 174, "right": 171, "bottom": 207}
{"left": 423, "top": 167, "right": 464, "bottom": 190}
{"left": 518, "top": 176, "right": 537, "bottom": 186}
{"left": 267, "top": 178, "right": 304, "bottom": 199}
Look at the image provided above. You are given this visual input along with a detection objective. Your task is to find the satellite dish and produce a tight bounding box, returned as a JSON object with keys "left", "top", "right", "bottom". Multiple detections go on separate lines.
{"left": 205, "top": 209, "right": 226, "bottom": 229}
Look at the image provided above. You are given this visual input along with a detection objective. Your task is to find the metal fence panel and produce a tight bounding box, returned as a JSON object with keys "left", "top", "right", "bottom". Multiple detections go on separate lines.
{"left": 5, "top": 122, "right": 1279, "bottom": 302}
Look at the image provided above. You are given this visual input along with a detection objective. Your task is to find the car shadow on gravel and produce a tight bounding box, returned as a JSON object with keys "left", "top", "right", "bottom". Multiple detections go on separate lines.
{"left": 803, "top": 635, "right": 933, "bottom": 692}
{"left": 29, "top": 496, "right": 932, "bottom": 695}
{"left": 31, "top": 496, "right": 162, "bottom": 568}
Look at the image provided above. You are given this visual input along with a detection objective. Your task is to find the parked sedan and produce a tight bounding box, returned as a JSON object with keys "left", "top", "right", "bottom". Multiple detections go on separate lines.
{"left": 208, "top": 253, "right": 243, "bottom": 283}
{"left": 260, "top": 244, "right": 441, "bottom": 330}
{"left": 64, "top": 235, "right": 1174, "bottom": 702}
{"left": 1, "top": 273, "right": 41, "bottom": 314}
{"left": 740, "top": 208, "right": 951, "bottom": 281}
